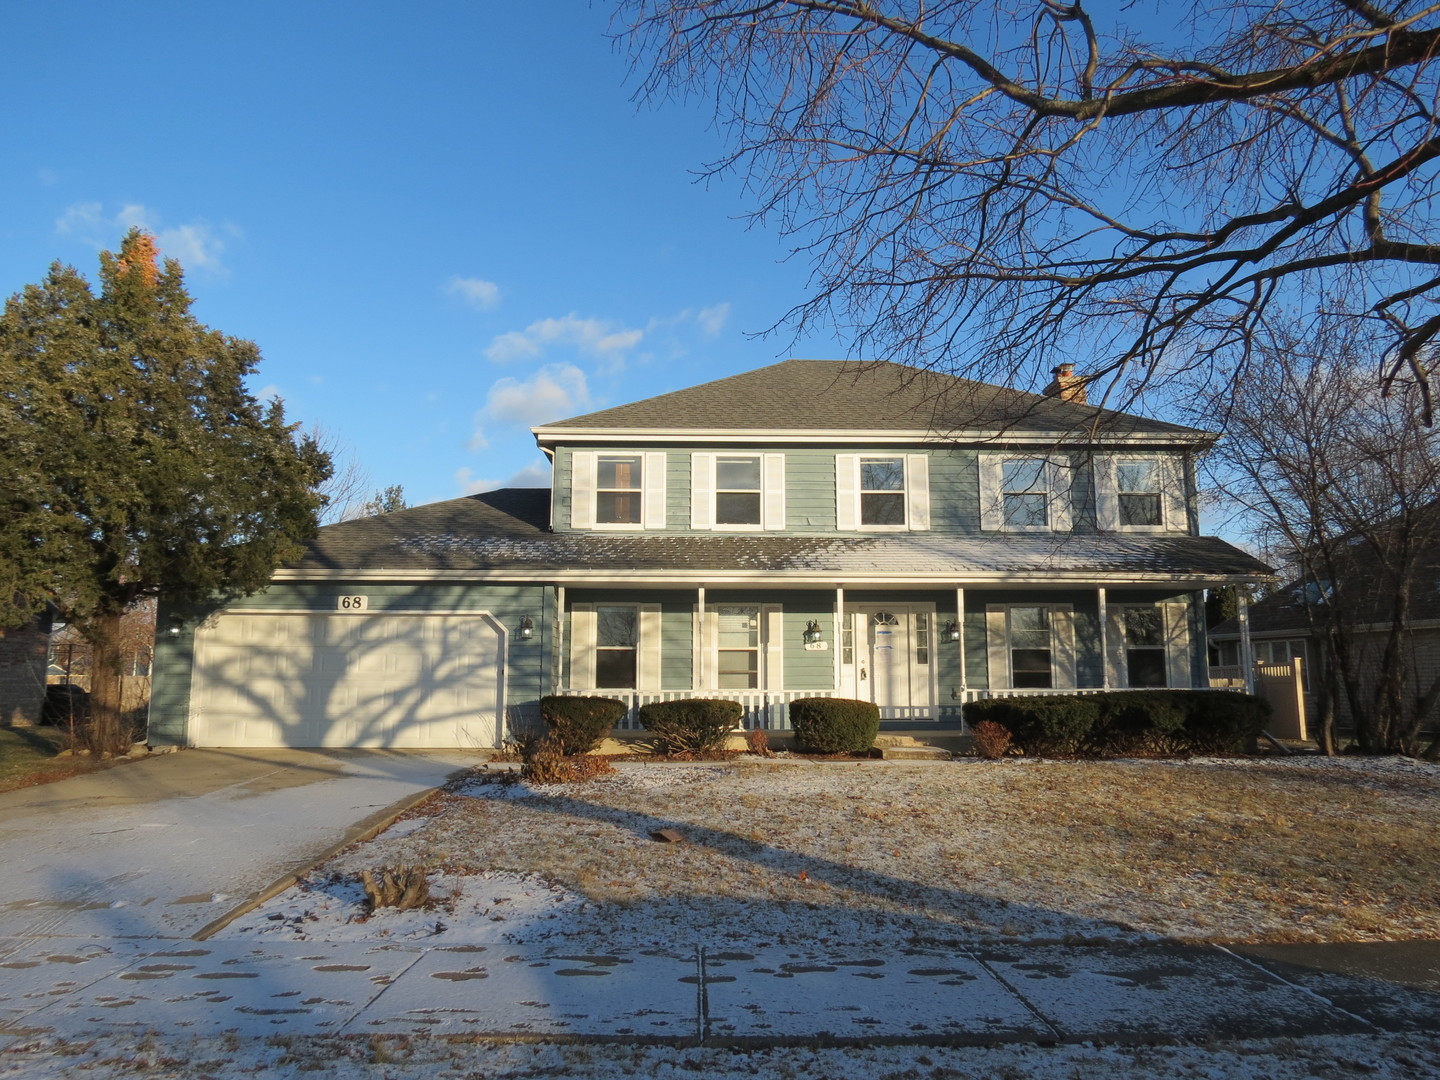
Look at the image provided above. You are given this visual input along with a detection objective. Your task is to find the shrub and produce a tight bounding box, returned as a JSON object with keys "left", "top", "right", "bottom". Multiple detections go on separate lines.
{"left": 966, "top": 696, "right": 1102, "bottom": 756}
{"left": 519, "top": 732, "right": 617, "bottom": 784}
{"left": 790, "top": 697, "right": 880, "bottom": 754}
{"left": 638, "top": 698, "right": 744, "bottom": 756}
{"left": 970, "top": 719, "right": 1013, "bottom": 760}
{"left": 1181, "top": 691, "right": 1271, "bottom": 753}
{"left": 745, "top": 727, "right": 773, "bottom": 757}
{"left": 966, "top": 690, "right": 1272, "bottom": 757}
{"left": 539, "top": 695, "right": 627, "bottom": 755}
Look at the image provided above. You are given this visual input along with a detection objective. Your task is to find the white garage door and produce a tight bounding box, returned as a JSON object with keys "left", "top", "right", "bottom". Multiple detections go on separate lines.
{"left": 189, "top": 613, "right": 504, "bottom": 748}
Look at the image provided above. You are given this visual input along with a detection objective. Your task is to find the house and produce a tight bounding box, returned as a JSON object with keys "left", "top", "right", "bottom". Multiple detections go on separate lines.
{"left": 1209, "top": 542, "right": 1440, "bottom": 741}
{"left": 149, "top": 359, "right": 1271, "bottom": 749}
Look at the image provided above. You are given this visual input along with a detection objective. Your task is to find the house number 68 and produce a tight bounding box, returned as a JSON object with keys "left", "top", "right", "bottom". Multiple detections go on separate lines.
{"left": 336, "top": 595, "right": 369, "bottom": 611}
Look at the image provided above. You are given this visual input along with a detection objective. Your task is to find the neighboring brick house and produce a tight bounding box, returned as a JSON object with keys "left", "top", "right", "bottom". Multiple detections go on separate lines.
{"left": 0, "top": 615, "right": 51, "bottom": 726}
{"left": 151, "top": 359, "right": 1272, "bottom": 748}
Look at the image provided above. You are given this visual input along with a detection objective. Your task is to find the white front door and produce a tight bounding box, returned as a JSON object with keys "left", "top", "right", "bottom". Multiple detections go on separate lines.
{"left": 850, "top": 606, "right": 934, "bottom": 717}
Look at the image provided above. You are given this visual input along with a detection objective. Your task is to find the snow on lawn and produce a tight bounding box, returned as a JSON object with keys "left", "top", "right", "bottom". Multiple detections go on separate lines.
{"left": 5, "top": 1032, "right": 1440, "bottom": 1080}
{"left": 223, "top": 755, "right": 1440, "bottom": 950}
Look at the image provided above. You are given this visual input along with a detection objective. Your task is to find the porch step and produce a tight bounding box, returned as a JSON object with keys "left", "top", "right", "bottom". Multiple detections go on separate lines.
{"left": 878, "top": 744, "right": 952, "bottom": 761}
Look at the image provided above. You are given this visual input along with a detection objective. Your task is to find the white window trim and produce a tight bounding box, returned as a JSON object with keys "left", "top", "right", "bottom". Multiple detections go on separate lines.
{"left": 979, "top": 455, "right": 1073, "bottom": 533}
{"left": 835, "top": 453, "right": 930, "bottom": 533}
{"left": 1095, "top": 454, "right": 1187, "bottom": 534}
{"left": 984, "top": 603, "right": 1076, "bottom": 690}
{"left": 572, "top": 450, "right": 667, "bottom": 532}
{"left": 1104, "top": 601, "right": 1193, "bottom": 688}
{"left": 569, "top": 602, "right": 662, "bottom": 691}
{"left": 691, "top": 452, "right": 787, "bottom": 532}
{"left": 696, "top": 603, "right": 783, "bottom": 690}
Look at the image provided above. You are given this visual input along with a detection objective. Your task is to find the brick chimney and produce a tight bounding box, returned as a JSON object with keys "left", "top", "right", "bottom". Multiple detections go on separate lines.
{"left": 1044, "top": 362, "right": 1087, "bottom": 404}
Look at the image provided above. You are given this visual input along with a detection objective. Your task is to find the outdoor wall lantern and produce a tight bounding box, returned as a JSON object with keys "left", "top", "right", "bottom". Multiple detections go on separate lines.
{"left": 802, "top": 620, "right": 824, "bottom": 645}
{"left": 943, "top": 620, "right": 962, "bottom": 643}
{"left": 165, "top": 616, "right": 184, "bottom": 638}
{"left": 516, "top": 615, "right": 535, "bottom": 642}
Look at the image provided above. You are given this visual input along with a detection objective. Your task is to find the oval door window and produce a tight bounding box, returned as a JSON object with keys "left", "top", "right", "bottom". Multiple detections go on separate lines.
{"left": 872, "top": 612, "right": 899, "bottom": 626}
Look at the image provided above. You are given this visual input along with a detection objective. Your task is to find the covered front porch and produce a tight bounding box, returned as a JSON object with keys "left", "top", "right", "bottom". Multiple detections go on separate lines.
{"left": 553, "top": 580, "right": 1249, "bottom": 732}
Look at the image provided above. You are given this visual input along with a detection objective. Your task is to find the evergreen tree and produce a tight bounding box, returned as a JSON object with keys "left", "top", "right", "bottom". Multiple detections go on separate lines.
{"left": 0, "top": 231, "right": 331, "bottom": 749}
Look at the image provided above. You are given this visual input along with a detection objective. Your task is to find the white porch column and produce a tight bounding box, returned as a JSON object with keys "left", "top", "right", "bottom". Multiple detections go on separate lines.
{"left": 695, "top": 586, "right": 707, "bottom": 690}
{"left": 833, "top": 586, "right": 845, "bottom": 691}
{"left": 954, "top": 586, "right": 967, "bottom": 692}
{"left": 1238, "top": 588, "right": 1255, "bottom": 696}
{"left": 1097, "top": 587, "right": 1109, "bottom": 689}
{"left": 555, "top": 585, "right": 566, "bottom": 689}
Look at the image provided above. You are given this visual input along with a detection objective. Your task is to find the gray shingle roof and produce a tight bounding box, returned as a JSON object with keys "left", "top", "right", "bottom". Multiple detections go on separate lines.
{"left": 535, "top": 359, "right": 1205, "bottom": 440}
{"left": 286, "top": 490, "right": 1271, "bottom": 581}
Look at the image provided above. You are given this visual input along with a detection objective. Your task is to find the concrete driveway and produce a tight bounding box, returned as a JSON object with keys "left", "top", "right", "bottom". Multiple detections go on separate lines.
{"left": 0, "top": 747, "right": 483, "bottom": 950}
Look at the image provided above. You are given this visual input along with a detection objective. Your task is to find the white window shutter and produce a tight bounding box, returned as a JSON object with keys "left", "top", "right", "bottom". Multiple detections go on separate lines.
{"left": 1051, "top": 606, "right": 1077, "bottom": 689}
{"left": 978, "top": 455, "right": 1004, "bottom": 531}
{"left": 691, "top": 453, "right": 715, "bottom": 530}
{"left": 570, "top": 604, "right": 596, "bottom": 690}
{"left": 1094, "top": 455, "right": 1120, "bottom": 532}
{"left": 638, "top": 604, "right": 663, "bottom": 691}
{"left": 835, "top": 454, "right": 859, "bottom": 530}
{"left": 1047, "top": 458, "right": 1073, "bottom": 532}
{"left": 763, "top": 605, "right": 784, "bottom": 690}
{"left": 985, "top": 606, "right": 1010, "bottom": 690}
{"left": 697, "top": 608, "right": 717, "bottom": 688}
{"left": 643, "top": 451, "right": 668, "bottom": 529}
{"left": 570, "top": 452, "right": 596, "bottom": 530}
{"left": 1163, "top": 601, "right": 1192, "bottom": 688}
{"left": 1105, "top": 605, "right": 1129, "bottom": 688}
{"left": 1162, "top": 456, "right": 1189, "bottom": 533}
{"left": 763, "top": 453, "right": 786, "bottom": 531}
{"left": 906, "top": 454, "right": 930, "bottom": 531}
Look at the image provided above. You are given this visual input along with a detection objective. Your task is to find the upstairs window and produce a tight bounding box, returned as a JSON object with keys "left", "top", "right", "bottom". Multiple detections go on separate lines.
{"left": 860, "top": 457, "right": 906, "bottom": 525}
{"left": 836, "top": 453, "right": 930, "bottom": 531}
{"left": 1002, "top": 459, "right": 1049, "bottom": 528}
{"left": 597, "top": 456, "right": 643, "bottom": 525}
{"left": 715, "top": 457, "right": 762, "bottom": 526}
{"left": 1094, "top": 455, "right": 1185, "bottom": 533}
{"left": 1117, "top": 460, "right": 1163, "bottom": 527}
{"left": 979, "top": 455, "right": 1071, "bottom": 532}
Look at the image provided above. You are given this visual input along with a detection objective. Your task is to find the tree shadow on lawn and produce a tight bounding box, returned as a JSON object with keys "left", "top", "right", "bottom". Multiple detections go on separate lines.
{"left": 444, "top": 777, "right": 1144, "bottom": 949}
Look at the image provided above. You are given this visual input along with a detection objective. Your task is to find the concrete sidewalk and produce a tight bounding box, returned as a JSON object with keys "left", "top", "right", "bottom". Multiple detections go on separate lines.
{"left": 2, "top": 937, "right": 1436, "bottom": 1046}
{"left": 0, "top": 748, "right": 483, "bottom": 946}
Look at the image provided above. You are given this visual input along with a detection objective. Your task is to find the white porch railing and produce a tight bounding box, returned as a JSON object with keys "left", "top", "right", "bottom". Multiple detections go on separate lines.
{"left": 558, "top": 689, "right": 838, "bottom": 731}
{"left": 559, "top": 684, "right": 1241, "bottom": 734}
{"left": 961, "top": 685, "right": 1244, "bottom": 702}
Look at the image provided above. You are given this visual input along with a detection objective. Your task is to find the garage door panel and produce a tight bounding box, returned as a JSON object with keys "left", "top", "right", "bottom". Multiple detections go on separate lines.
{"left": 191, "top": 614, "right": 504, "bottom": 748}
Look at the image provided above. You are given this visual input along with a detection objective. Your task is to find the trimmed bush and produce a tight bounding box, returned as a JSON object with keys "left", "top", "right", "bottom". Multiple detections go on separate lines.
{"left": 790, "top": 697, "right": 880, "bottom": 754}
{"left": 970, "top": 719, "right": 1013, "bottom": 760}
{"left": 638, "top": 698, "right": 744, "bottom": 756}
{"left": 964, "top": 690, "right": 1271, "bottom": 757}
{"left": 539, "top": 695, "right": 627, "bottom": 755}
{"left": 1181, "top": 691, "right": 1272, "bottom": 754}
{"left": 965, "top": 695, "right": 1103, "bottom": 756}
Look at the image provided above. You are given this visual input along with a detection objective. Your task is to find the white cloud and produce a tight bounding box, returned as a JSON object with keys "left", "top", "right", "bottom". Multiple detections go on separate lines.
{"left": 467, "top": 424, "right": 490, "bottom": 452}
{"left": 454, "top": 467, "right": 489, "bottom": 495}
{"left": 453, "top": 460, "right": 553, "bottom": 497}
{"left": 54, "top": 201, "right": 233, "bottom": 272}
{"left": 697, "top": 302, "right": 731, "bottom": 337}
{"left": 252, "top": 384, "right": 283, "bottom": 403}
{"left": 447, "top": 276, "right": 501, "bottom": 310}
{"left": 483, "top": 363, "right": 590, "bottom": 428}
{"left": 55, "top": 202, "right": 103, "bottom": 236}
{"left": 505, "top": 460, "right": 553, "bottom": 488}
{"left": 484, "top": 314, "right": 644, "bottom": 364}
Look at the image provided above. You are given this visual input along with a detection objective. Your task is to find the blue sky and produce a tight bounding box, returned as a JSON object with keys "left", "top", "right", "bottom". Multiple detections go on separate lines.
{"left": 2, "top": 3, "right": 839, "bottom": 509}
